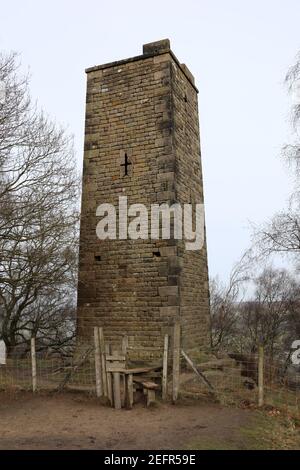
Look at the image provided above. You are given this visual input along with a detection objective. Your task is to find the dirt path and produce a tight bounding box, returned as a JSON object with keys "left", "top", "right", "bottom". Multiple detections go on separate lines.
{"left": 0, "top": 390, "right": 260, "bottom": 450}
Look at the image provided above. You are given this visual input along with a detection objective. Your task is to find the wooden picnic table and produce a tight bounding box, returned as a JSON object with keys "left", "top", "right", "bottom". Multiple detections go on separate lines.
{"left": 105, "top": 365, "right": 161, "bottom": 409}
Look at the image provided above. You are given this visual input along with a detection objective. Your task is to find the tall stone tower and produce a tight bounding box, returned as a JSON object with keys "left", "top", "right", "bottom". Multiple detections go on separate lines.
{"left": 77, "top": 40, "right": 210, "bottom": 359}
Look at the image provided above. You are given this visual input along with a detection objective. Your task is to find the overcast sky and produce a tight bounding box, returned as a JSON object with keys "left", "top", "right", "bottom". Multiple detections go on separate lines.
{"left": 1, "top": 0, "right": 299, "bottom": 281}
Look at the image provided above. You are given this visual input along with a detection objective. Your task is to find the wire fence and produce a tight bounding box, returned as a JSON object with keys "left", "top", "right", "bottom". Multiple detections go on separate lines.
{"left": 180, "top": 352, "right": 300, "bottom": 418}
{"left": 0, "top": 341, "right": 299, "bottom": 418}
{"left": 0, "top": 345, "right": 96, "bottom": 393}
{"left": 263, "top": 358, "right": 300, "bottom": 416}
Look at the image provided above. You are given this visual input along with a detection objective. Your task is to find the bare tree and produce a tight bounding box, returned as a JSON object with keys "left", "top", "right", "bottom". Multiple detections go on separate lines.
{"left": 254, "top": 53, "right": 300, "bottom": 260}
{"left": 211, "top": 261, "right": 300, "bottom": 360}
{"left": 210, "top": 256, "right": 249, "bottom": 350}
{"left": 0, "top": 51, "right": 79, "bottom": 355}
{"left": 212, "top": 55, "right": 300, "bottom": 360}
{"left": 240, "top": 268, "right": 299, "bottom": 358}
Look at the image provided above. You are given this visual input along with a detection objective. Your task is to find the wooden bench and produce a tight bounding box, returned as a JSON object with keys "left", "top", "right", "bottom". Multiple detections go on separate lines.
{"left": 133, "top": 377, "right": 159, "bottom": 407}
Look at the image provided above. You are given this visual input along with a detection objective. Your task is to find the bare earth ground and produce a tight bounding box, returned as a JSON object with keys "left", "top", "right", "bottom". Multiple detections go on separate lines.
{"left": 0, "top": 391, "right": 299, "bottom": 450}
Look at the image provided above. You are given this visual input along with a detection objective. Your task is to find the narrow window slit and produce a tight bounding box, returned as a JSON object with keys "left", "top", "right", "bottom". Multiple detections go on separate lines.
{"left": 120, "top": 152, "right": 132, "bottom": 176}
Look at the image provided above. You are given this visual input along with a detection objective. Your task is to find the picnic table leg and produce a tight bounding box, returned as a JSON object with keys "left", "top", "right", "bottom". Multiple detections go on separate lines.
{"left": 121, "top": 373, "right": 126, "bottom": 407}
{"left": 146, "top": 389, "right": 156, "bottom": 407}
{"left": 125, "top": 373, "right": 133, "bottom": 409}
{"left": 113, "top": 371, "right": 122, "bottom": 410}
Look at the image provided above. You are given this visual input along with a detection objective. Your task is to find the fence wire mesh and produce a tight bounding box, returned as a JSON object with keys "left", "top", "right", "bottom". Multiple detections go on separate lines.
{"left": 180, "top": 353, "right": 300, "bottom": 418}
{"left": 0, "top": 344, "right": 299, "bottom": 419}
{"left": 0, "top": 343, "right": 96, "bottom": 393}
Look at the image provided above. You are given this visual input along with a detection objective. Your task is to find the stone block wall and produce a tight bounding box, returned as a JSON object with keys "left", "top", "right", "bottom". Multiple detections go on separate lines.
{"left": 77, "top": 40, "right": 210, "bottom": 359}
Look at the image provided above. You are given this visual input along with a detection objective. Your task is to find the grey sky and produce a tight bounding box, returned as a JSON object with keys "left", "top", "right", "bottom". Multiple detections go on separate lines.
{"left": 1, "top": 0, "right": 299, "bottom": 281}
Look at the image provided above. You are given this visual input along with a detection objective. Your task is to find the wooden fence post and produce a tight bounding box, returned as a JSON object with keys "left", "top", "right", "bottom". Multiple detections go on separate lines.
{"left": 98, "top": 327, "right": 108, "bottom": 397}
{"left": 121, "top": 335, "right": 128, "bottom": 356}
{"left": 181, "top": 349, "right": 214, "bottom": 391}
{"left": 105, "top": 343, "right": 113, "bottom": 406}
{"left": 162, "top": 334, "right": 169, "bottom": 400}
{"left": 31, "top": 337, "right": 37, "bottom": 393}
{"left": 258, "top": 345, "right": 264, "bottom": 407}
{"left": 172, "top": 322, "right": 180, "bottom": 403}
{"left": 121, "top": 334, "right": 128, "bottom": 407}
{"left": 94, "top": 327, "right": 102, "bottom": 397}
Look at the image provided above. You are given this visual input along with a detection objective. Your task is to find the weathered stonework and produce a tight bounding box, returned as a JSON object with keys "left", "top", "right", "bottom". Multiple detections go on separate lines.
{"left": 77, "top": 40, "right": 211, "bottom": 359}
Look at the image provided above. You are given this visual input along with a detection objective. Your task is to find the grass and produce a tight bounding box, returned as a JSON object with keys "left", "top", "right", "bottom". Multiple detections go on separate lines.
{"left": 185, "top": 410, "right": 300, "bottom": 450}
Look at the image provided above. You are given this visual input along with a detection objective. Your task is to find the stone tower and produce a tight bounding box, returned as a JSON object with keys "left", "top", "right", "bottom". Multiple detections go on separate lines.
{"left": 77, "top": 40, "right": 210, "bottom": 359}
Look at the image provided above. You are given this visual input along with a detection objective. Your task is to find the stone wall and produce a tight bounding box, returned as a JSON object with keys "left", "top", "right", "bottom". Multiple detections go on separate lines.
{"left": 77, "top": 40, "right": 210, "bottom": 359}
{"left": 171, "top": 56, "right": 211, "bottom": 353}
